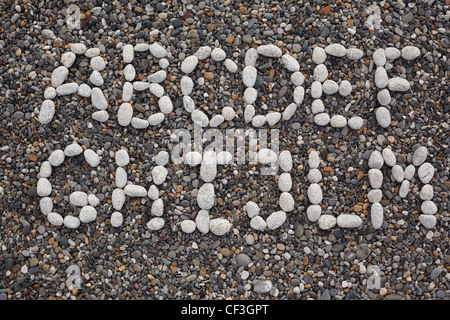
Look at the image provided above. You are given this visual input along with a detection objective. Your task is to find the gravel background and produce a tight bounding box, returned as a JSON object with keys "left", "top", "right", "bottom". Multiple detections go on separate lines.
{"left": 0, "top": 0, "right": 449, "bottom": 300}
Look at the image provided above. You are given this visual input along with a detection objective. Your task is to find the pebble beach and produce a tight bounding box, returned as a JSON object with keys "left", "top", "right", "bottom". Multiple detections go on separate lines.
{"left": 0, "top": 0, "right": 449, "bottom": 301}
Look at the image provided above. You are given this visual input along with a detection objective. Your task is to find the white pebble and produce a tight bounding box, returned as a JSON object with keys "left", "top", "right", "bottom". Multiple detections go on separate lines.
{"left": 112, "top": 188, "right": 125, "bottom": 210}
{"left": 152, "top": 166, "right": 168, "bottom": 185}
{"left": 39, "top": 100, "right": 55, "bottom": 124}
{"left": 71, "top": 43, "right": 86, "bottom": 55}
{"left": 336, "top": 214, "right": 362, "bottom": 228}
{"left": 61, "top": 52, "right": 76, "bottom": 68}
{"left": 209, "top": 218, "right": 231, "bottom": 235}
{"left": 124, "top": 184, "right": 147, "bottom": 197}
{"left": 84, "top": 149, "right": 100, "bottom": 167}
{"left": 266, "top": 211, "right": 286, "bottom": 230}
{"left": 325, "top": 44, "right": 346, "bottom": 57}
{"left": 194, "top": 46, "right": 212, "bottom": 60}
{"left": 151, "top": 199, "right": 164, "bottom": 216}
{"left": 196, "top": 210, "right": 210, "bottom": 234}
{"left": 382, "top": 148, "right": 396, "bottom": 167}
{"left": 149, "top": 43, "right": 166, "bottom": 58}
{"left": 375, "top": 107, "right": 391, "bottom": 128}
{"left": 256, "top": 44, "right": 282, "bottom": 58}
{"left": 308, "top": 184, "right": 322, "bottom": 204}
{"left": 181, "top": 220, "right": 196, "bottom": 233}
{"left": 242, "top": 66, "right": 257, "bottom": 88}
{"left": 47, "top": 212, "right": 63, "bottom": 226}
{"left": 158, "top": 96, "right": 173, "bottom": 114}
{"left": 281, "top": 54, "right": 299, "bottom": 71}
{"left": 312, "top": 47, "right": 326, "bottom": 64}
{"left": 91, "top": 88, "right": 108, "bottom": 110}
{"left": 314, "top": 64, "right": 328, "bottom": 83}
{"left": 148, "top": 113, "right": 165, "bottom": 126}
{"left": 92, "top": 110, "right": 109, "bottom": 122}
{"left": 348, "top": 116, "right": 364, "bottom": 130}
{"left": 388, "top": 77, "right": 410, "bottom": 91}
{"left": 290, "top": 71, "right": 304, "bottom": 86}
{"left": 330, "top": 115, "right": 347, "bottom": 128}
{"left": 318, "top": 215, "right": 336, "bottom": 230}
{"left": 51, "top": 66, "right": 69, "bottom": 88}
{"left": 90, "top": 56, "right": 106, "bottom": 71}
{"left": 111, "top": 212, "right": 124, "bottom": 227}
{"left": 147, "top": 217, "right": 165, "bottom": 231}
{"left": 401, "top": 46, "right": 420, "bottom": 60}
{"left": 181, "top": 55, "right": 198, "bottom": 73}
{"left": 246, "top": 201, "right": 260, "bottom": 218}
{"left": 37, "top": 178, "right": 52, "bottom": 197}
{"left": 79, "top": 205, "right": 97, "bottom": 223}
{"left": 48, "top": 150, "right": 65, "bottom": 166}
{"left": 211, "top": 48, "right": 226, "bottom": 61}
{"left": 307, "top": 205, "right": 321, "bottom": 222}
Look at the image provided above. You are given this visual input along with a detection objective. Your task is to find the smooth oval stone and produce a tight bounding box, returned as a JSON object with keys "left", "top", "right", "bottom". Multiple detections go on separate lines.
{"left": 368, "top": 150, "right": 384, "bottom": 169}
{"left": 91, "top": 88, "right": 108, "bottom": 110}
{"left": 181, "top": 55, "right": 198, "bottom": 73}
{"left": 325, "top": 44, "right": 346, "bottom": 57}
{"left": 266, "top": 211, "right": 286, "bottom": 230}
{"left": 47, "top": 212, "right": 63, "bottom": 226}
{"left": 209, "top": 218, "right": 231, "bottom": 235}
{"left": 242, "top": 66, "right": 257, "bottom": 88}
{"left": 348, "top": 116, "right": 364, "bottom": 130}
{"left": 111, "top": 212, "right": 124, "bottom": 227}
{"left": 388, "top": 77, "right": 410, "bottom": 91}
{"left": 149, "top": 43, "right": 166, "bottom": 58}
{"left": 382, "top": 148, "right": 396, "bottom": 167}
{"left": 336, "top": 214, "right": 362, "bottom": 228}
{"left": 307, "top": 205, "right": 321, "bottom": 222}
{"left": 418, "top": 163, "right": 434, "bottom": 184}
{"left": 197, "top": 183, "right": 215, "bottom": 210}
{"left": 421, "top": 201, "right": 437, "bottom": 215}
{"left": 392, "top": 165, "right": 404, "bottom": 182}
{"left": 84, "top": 149, "right": 100, "bottom": 167}
{"left": 181, "top": 220, "right": 196, "bottom": 233}
{"left": 413, "top": 146, "right": 428, "bottom": 166}
{"left": 399, "top": 180, "right": 410, "bottom": 198}
{"left": 39, "top": 100, "right": 55, "bottom": 124}
{"left": 318, "top": 215, "right": 337, "bottom": 230}
{"left": 419, "top": 214, "right": 436, "bottom": 229}
{"left": 210, "top": 48, "right": 226, "bottom": 61}
{"left": 122, "top": 44, "right": 134, "bottom": 63}
{"left": 281, "top": 54, "right": 300, "bottom": 71}
{"left": 314, "top": 113, "right": 330, "bottom": 126}
{"left": 371, "top": 203, "right": 384, "bottom": 229}
{"left": 308, "top": 184, "right": 322, "bottom": 204}
{"left": 401, "top": 46, "right": 420, "bottom": 60}
{"left": 146, "top": 217, "right": 165, "bottom": 231}
{"left": 118, "top": 103, "right": 133, "bottom": 126}
{"left": 196, "top": 210, "right": 210, "bottom": 234}
{"left": 51, "top": 66, "right": 69, "bottom": 87}
{"left": 151, "top": 199, "right": 164, "bottom": 217}
{"left": 375, "top": 107, "right": 391, "bottom": 128}
{"left": 314, "top": 64, "right": 328, "bottom": 83}
{"left": 368, "top": 169, "right": 383, "bottom": 189}
{"left": 69, "top": 191, "right": 88, "bottom": 207}
{"left": 64, "top": 216, "right": 80, "bottom": 229}
{"left": 250, "top": 216, "right": 267, "bottom": 231}
{"left": 246, "top": 201, "right": 260, "bottom": 218}
{"left": 64, "top": 143, "right": 83, "bottom": 157}
{"left": 124, "top": 185, "right": 147, "bottom": 197}
{"left": 256, "top": 44, "right": 282, "bottom": 58}
{"left": 279, "top": 192, "right": 294, "bottom": 212}
{"left": 420, "top": 184, "right": 434, "bottom": 201}
{"left": 79, "top": 205, "right": 97, "bottom": 223}
{"left": 312, "top": 47, "right": 326, "bottom": 64}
